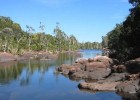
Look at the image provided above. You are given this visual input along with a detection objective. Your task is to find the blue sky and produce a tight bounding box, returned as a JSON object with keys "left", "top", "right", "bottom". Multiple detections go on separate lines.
{"left": 0, "top": 0, "right": 132, "bottom": 42}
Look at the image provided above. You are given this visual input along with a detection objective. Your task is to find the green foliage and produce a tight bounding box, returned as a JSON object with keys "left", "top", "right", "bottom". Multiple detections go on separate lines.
{"left": 0, "top": 17, "right": 80, "bottom": 54}
{"left": 54, "top": 23, "right": 79, "bottom": 52}
{"left": 103, "top": 1, "right": 140, "bottom": 62}
{"left": 80, "top": 42, "right": 102, "bottom": 50}
{"left": 0, "top": 17, "right": 100, "bottom": 54}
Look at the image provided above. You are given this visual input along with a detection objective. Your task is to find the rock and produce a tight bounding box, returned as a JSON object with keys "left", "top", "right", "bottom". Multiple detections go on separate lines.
{"left": 111, "top": 65, "right": 126, "bottom": 73}
{"left": 125, "top": 58, "right": 140, "bottom": 74}
{"left": 58, "top": 63, "right": 84, "bottom": 75}
{"left": 88, "top": 68, "right": 111, "bottom": 80}
{"left": 94, "top": 55, "right": 113, "bottom": 64}
{"left": 73, "top": 63, "right": 85, "bottom": 70}
{"left": 70, "top": 68, "right": 111, "bottom": 80}
{"left": 118, "top": 92, "right": 140, "bottom": 100}
{"left": 125, "top": 73, "right": 140, "bottom": 81}
{"left": 112, "top": 59, "right": 120, "bottom": 65}
{"left": 98, "top": 73, "right": 128, "bottom": 83}
{"left": 88, "top": 58, "right": 94, "bottom": 62}
{"left": 69, "top": 71, "right": 89, "bottom": 79}
{"left": 75, "top": 58, "right": 88, "bottom": 65}
{"left": 78, "top": 82, "right": 120, "bottom": 91}
{"left": 58, "top": 64, "right": 72, "bottom": 75}
{"left": 116, "top": 79, "right": 140, "bottom": 100}
{"left": 115, "top": 79, "right": 140, "bottom": 94}
{"left": 68, "top": 66, "right": 82, "bottom": 76}
{"left": 85, "top": 62, "right": 109, "bottom": 72}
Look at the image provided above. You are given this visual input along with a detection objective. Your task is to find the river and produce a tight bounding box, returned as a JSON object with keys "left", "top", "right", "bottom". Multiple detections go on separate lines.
{"left": 0, "top": 50, "right": 121, "bottom": 100}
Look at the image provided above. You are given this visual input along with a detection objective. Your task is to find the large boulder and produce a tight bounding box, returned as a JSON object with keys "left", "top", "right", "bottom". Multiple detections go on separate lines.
{"left": 85, "top": 62, "right": 109, "bottom": 72}
{"left": 88, "top": 68, "right": 111, "bottom": 80}
{"left": 70, "top": 68, "right": 111, "bottom": 80}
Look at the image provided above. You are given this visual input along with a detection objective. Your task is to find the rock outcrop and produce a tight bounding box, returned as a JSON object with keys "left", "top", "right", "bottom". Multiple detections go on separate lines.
{"left": 58, "top": 56, "right": 112, "bottom": 80}
{"left": 57, "top": 55, "right": 140, "bottom": 99}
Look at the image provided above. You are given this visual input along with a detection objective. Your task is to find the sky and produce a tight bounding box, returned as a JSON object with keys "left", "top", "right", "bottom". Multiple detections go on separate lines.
{"left": 0, "top": 0, "right": 132, "bottom": 42}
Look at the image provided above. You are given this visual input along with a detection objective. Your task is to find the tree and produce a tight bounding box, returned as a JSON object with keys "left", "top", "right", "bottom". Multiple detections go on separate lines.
{"left": 26, "top": 25, "right": 35, "bottom": 51}
{"left": 69, "top": 35, "right": 79, "bottom": 51}
{"left": 103, "top": 0, "right": 140, "bottom": 62}
{"left": 0, "top": 27, "right": 14, "bottom": 52}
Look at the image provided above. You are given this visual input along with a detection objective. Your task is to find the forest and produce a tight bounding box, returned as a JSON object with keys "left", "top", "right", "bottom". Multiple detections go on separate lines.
{"left": 102, "top": 0, "right": 140, "bottom": 63}
{"left": 0, "top": 16, "right": 101, "bottom": 55}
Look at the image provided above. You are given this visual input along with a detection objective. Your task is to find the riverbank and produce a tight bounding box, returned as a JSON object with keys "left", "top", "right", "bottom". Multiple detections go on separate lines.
{"left": 57, "top": 55, "right": 140, "bottom": 99}
{"left": 0, "top": 52, "right": 56, "bottom": 62}
{"left": 0, "top": 51, "right": 82, "bottom": 62}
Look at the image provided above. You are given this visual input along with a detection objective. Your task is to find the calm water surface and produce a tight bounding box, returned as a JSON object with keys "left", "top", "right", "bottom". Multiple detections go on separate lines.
{"left": 0, "top": 50, "right": 121, "bottom": 100}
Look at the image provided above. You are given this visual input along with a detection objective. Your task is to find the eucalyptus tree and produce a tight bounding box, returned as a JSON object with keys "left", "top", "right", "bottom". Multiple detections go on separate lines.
{"left": 0, "top": 27, "right": 14, "bottom": 52}
{"left": 39, "top": 22, "right": 47, "bottom": 51}
{"left": 54, "top": 23, "right": 64, "bottom": 52}
{"left": 26, "top": 25, "right": 35, "bottom": 51}
{"left": 69, "top": 35, "right": 79, "bottom": 51}
{"left": 11, "top": 23, "right": 25, "bottom": 54}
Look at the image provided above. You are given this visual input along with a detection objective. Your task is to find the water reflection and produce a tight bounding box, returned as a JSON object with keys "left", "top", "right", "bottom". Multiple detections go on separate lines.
{"left": 0, "top": 53, "right": 78, "bottom": 86}
{"left": 80, "top": 49, "right": 102, "bottom": 59}
{"left": 0, "top": 61, "right": 23, "bottom": 84}
{"left": 0, "top": 50, "right": 122, "bottom": 100}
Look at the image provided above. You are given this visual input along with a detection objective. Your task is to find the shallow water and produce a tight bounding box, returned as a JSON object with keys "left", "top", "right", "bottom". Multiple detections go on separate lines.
{"left": 0, "top": 50, "right": 121, "bottom": 100}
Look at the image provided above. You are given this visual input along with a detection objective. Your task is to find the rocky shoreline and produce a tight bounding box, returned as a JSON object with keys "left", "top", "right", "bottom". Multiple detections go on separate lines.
{"left": 0, "top": 51, "right": 82, "bottom": 62}
{"left": 57, "top": 55, "right": 140, "bottom": 99}
{"left": 1, "top": 51, "right": 60, "bottom": 62}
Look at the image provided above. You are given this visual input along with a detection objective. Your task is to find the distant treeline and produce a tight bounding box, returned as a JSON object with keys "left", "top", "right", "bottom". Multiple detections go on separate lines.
{"left": 0, "top": 16, "right": 101, "bottom": 54}
{"left": 102, "top": 0, "right": 140, "bottom": 62}
{"left": 80, "top": 42, "right": 102, "bottom": 50}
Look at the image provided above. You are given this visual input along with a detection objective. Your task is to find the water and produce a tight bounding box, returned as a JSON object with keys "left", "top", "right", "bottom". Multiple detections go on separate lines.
{"left": 0, "top": 50, "right": 121, "bottom": 100}
{"left": 80, "top": 49, "right": 102, "bottom": 59}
